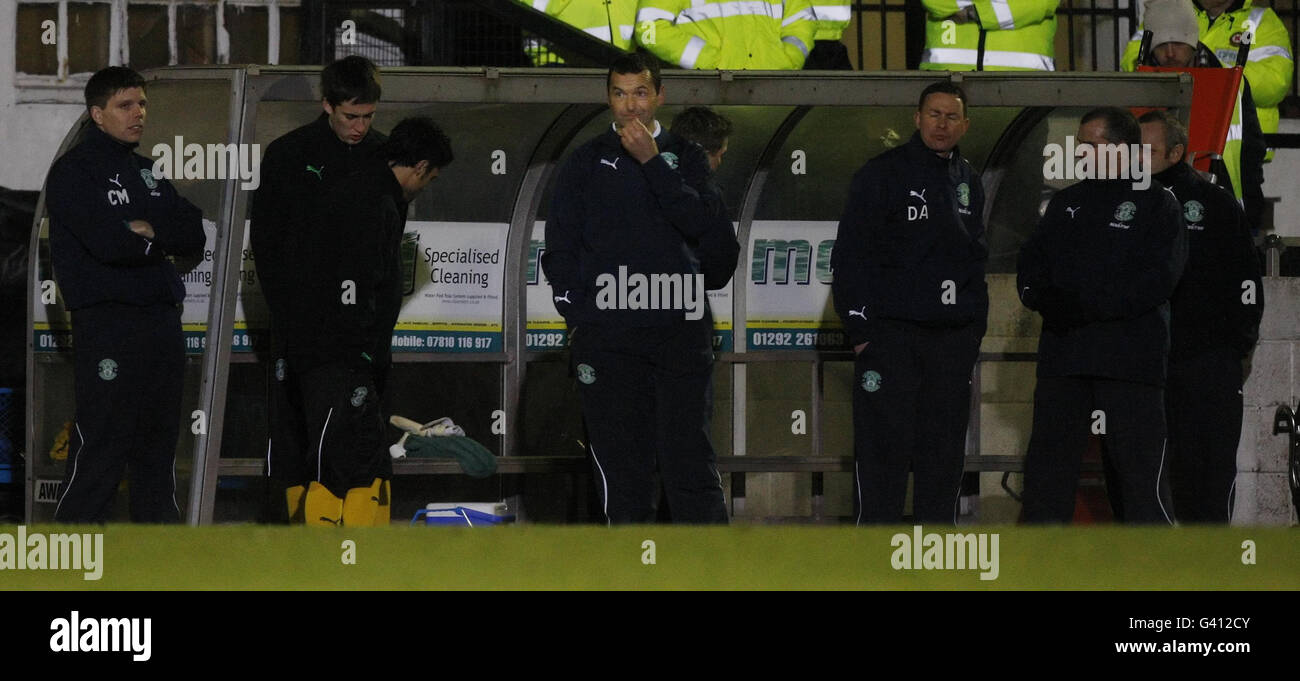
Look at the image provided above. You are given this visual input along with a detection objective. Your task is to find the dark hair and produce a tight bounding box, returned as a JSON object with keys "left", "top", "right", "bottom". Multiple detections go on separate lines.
{"left": 379, "top": 117, "right": 454, "bottom": 171}
{"left": 85, "top": 66, "right": 146, "bottom": 111}
{"left": 1081, "top": 107, "right": 1142, "bottom": 146}
{"left": 918, "top": 81, "right": 969, "bottom": 118}
{"left": 1137, "top": 110, "right": 1189, "bottom": 159}
{"left": 670, "top": 107, "right": 733, "bottom": 154}
{"left": 321, "top": 55, "right": 382, "bottom": 106}
{"left": 608, "top": 53, "right": 662, "bottom": 92}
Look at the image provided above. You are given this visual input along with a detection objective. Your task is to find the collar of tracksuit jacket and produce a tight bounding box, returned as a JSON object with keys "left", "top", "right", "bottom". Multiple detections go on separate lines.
{"left": 84, "top": 123, "right": 140, "bottom": 159}
{"left": 598, "top": 120, "right": 667, "bottom": 156}
{"left": 1154, "top": 159, "right": 1197, "bottom": 189}
{"left": 902, "top": 130, "right": 967, "bottom": 181}
{"left": 608, "top": 119, "right": 663, "bottom": 137}
{"left": 309, "top": 112, "right": 379, "bottom": 156}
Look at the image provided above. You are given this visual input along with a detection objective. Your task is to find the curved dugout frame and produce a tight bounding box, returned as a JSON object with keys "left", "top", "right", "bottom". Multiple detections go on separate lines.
{"left": 27, "top": 67, "right": 1192, "bottom": 524}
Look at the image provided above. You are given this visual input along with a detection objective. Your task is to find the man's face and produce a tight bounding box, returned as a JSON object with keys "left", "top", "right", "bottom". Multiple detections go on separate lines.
{"left": 91, "top": 87, "right": 147, "bottom": 145}
{"left": 1140, "top": 121, "right": 1181, "bottom": 175}
{"left": 608, "top": 70, "right": 664, "bottom": 131}
{"left": 323, "top": 98, "right": 377, "bottom": 145}
{"left": 914, "top": 93, "right": 969, "bottom": 154}
{"left": 1154, "top": 41, "right": 1195, "bottom": 67}
{"left": 707, "top": 139, "right": 728, "bottom": 172}
{"left": 1076, "top": 118, "right": 1130, "bottom": 177}
{"left": 399, "top": 163, "right": 439, "bottom": 201}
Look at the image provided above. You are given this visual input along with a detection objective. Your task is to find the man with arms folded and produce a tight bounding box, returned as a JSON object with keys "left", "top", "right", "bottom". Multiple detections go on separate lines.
{"left": 47, "top": 66, "right": 205, "bottom": 522}
{"left": 1018, "top": 108, "right": 1187, "bottom": 524}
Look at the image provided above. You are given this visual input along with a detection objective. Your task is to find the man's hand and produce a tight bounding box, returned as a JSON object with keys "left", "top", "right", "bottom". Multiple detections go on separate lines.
{"left": 127, "top": 219, "right": 156, "bottom": 240}
{"left": 618, "top": 119, "right": 659, "bottom": 164}
{"left": 854, "top": 341, "right": 869, "bottom": 355}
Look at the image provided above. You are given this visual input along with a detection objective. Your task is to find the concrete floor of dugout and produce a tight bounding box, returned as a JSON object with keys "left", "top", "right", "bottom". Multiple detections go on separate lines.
{"left": 19, "top": 276, "right": 1300, "bottom": 526}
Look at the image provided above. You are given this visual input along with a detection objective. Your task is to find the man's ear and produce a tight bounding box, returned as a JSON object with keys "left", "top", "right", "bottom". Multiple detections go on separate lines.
{"left": 414, "top": 160, "right": 430, "bottom": 178}
{"left": 89, "top": 106, "right": 104, "bottom": 126}
{"left": 322, "top": 98, "right": 334, "bottom": 115}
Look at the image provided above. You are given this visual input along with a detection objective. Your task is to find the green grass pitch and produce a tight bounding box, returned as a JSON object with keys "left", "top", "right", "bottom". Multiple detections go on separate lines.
{"left": 0, "top": 525, "right": 1295, "bottom": 590}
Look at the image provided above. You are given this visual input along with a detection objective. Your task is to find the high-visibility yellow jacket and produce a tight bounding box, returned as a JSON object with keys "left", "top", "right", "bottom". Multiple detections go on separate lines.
{"left": 634, "top": 0, "right": 817, "bottom": 70}
{"left": 1223, "top": 77, "right": 1248, "bottom": 203}
{"left": 810, "top": 0, "right": 852, "bottom": 42}
{"left": 521, "top": 0, "right": 638, "bottom": 65}
{"left": 920, "top": 0, "right": 1058, "bottom": 71}
{"left": 1122, "top": 1, "right": 1294, "bottom": 147}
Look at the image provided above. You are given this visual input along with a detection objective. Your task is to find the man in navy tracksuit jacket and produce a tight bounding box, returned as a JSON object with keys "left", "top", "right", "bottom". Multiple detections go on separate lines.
{"left": 45, "top": 67, "right": 205, "bottom": 522}
{"left": 831, "top": 82, "right": 988, "bottom": 525}
{"left": 1140, "top": 111, "right": 1262, "bottom": 523}
{"left": 250, "top": 56, "right": 387, "bottom": 523}
{"left": 1018, "top": 108, "right": 1187, "bottom": 524}
{"left": 542, "top": 54, "right": 739, "bottom": 524}
{"left": 255, "top": 117, "right": 451, "bottom": 527}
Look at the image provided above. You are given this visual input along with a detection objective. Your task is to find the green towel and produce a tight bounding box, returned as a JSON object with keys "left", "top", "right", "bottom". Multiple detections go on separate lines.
{"left": 402, "top": 433, "right": 497, "bottom": 479}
